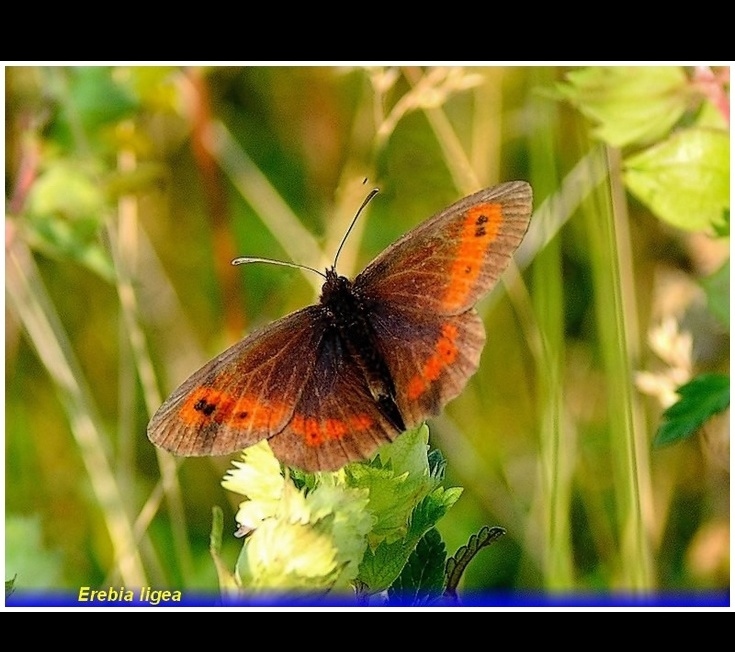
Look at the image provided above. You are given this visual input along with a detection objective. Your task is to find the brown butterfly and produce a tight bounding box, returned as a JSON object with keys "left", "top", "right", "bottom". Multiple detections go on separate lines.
{"left": 148, "top": 181, "right": 532, "bottom": 472}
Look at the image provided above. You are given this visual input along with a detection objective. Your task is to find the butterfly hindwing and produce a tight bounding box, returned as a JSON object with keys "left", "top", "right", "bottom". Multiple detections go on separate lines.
{"left": 367, "top": 302, "right": 486, "bottom": 427}
{"left": 268, "top": 327, "right": 400, "bottom": 471}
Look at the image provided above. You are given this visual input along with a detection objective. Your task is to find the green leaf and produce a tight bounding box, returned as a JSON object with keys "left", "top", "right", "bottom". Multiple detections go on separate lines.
{"left": 654, "top": 373, "right": 730, "bottom": 447}
{"left": 67, "top": 66, "right": 138, "bottom": 131}
{"left": 427, "top": 447, "right": 447, "bottom": 484}
{"left": 376, "top": 423, "right": 431, "bottom": 478}
{"left": 345, "top": 424, "right": 433, "bottom": 542}
{"left": 701, "top": 260, "right": 730, "bottom": 327}
{"left": 444, "top": 526, "right": 506, "bottom": 601}
{"left": 356, "top": 485, "right": 462, "bottom": 594}
{"left": 358, "top": 538, "right": 413, "bottom": 594}
{"left": 408, "top": 486, "right": 463, "bottom": 540}
{"left": 22, "top": 160, "right": 114, "bottom": 279}
{"left": 556, "top": 66, "right": 689, "bottom": 147}
{"left": 388, "top": 528, "right": 447, "bottom": 606}
{"left": 623, "top": 128, "right": 730, "bottom": 233}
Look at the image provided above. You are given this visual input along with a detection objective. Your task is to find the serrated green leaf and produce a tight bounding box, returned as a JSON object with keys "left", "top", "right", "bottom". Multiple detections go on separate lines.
{"left": 427, "top": 447, "right": 447, "bottom": 484}
{"left": 623, "top": 128, "right": 730, "bottom": 233}
{"left": 345, "top": 464, "right": 415, "bottom": 540}
{"left": 356, "top": 485, "right": 461, "bottom": 593}
{"left": 408, "top": 486, "right": 463, "bottom": 539}
{"left": 388, "top": 528, "right": 447, "bottom": 606}
{"left": 357, "top": 538, "right": 412, "bottom": 594}
{"left": 444, "top": 526, "right": 506, "bottom": 600}
{"left": 701, "top": 261, "right": 730, "bottom": 327}
{"left": 654, "top": 373, "right": 730, "bottom": 447}
{"left": 376, "top": 423, "right": 431, "bottom": 478}
{"left": 345, "top": 425, "right": 433, "bottom": 542}
{"left": 556, "top": 66, "right": 689, "bottom": 147}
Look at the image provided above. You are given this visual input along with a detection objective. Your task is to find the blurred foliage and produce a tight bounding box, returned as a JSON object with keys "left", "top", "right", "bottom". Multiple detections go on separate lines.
{"left": 654, "top": 374, "right": 730, "bottom": 448}
{"left": 5, "top": 65, "right": 730, "bottom": 603}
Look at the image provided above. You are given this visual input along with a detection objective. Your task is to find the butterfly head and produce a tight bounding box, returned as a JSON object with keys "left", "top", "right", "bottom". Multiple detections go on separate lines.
{"left": 319, "top": 267, "right": 353, "bottom": 307}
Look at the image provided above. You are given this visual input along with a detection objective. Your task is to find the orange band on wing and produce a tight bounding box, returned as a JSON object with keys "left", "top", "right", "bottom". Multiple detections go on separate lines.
{"left": 292, "top": 413, "right": 375, "bottom": 447}
{"left": 407, "top": 323, "right": 459, "bottom": 400}
{"left": 179, "top": 388, "right": 287, "bottom": 430}
{"left": 442, "top": 203, "right": 502, "bottom": 311}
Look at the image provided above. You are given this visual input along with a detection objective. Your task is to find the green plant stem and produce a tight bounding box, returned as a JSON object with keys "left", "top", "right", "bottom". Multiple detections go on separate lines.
{"left": 193, "top": 113, "right": 325, "bottom": 294}
{"left": 529, "top": 68, "right": 574, "bottom": 589}
{"left": 110, "top": 135, "right": 194, "bottom": 583}
{"left": 584, "top": 147, "right": 654, "bottom": 591}
{"left": 6, "top": 238, "right": 147, "bottom": 586}
{"left": 402, "top": 66, "right": 481, "bottom": 194}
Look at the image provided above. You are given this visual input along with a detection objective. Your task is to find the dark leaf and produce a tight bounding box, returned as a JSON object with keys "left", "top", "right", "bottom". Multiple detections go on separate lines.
{"left": 444, "top": 526, "right": 506, "bottom": 601}
{"left": 654, "top": 374, "right": 730, "bottom": 447}
{"left": 388, "top": 528, "right": 447, "bottom": 606}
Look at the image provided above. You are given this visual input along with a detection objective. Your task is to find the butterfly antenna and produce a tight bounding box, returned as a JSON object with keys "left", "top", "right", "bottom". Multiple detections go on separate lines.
{"left": 231, "top": 256, "right": 327, "bottom": 279}
{"left": 332, "top": 187, "right": 380, "bottom": 269}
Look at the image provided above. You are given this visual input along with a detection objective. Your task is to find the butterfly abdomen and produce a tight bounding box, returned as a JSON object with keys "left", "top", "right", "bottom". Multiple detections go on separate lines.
{"left": 320, "top": 269, "right": 406, "bottom": 432}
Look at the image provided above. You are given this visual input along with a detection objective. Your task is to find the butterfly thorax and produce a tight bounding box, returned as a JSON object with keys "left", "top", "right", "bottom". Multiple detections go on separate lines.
{"left": 319, "top": 268, "right": 405, "bottom": 432}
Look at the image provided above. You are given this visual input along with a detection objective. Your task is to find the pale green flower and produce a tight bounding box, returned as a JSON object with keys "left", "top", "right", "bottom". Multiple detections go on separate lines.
{"left": 238, "top": 492, "right": 341, "bottom": 589}
{"left": 223, "top": 442, "right": 372, "bottom": 592}
{"left": 219, "top": 425, "right": 457, "bottom": 597}
{"left": 221, "top": 441, "right": 284, "bottom": 532}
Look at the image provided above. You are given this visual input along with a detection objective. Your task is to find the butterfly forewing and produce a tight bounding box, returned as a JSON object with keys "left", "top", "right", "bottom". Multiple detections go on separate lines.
{"left": 355, "top": 181, "right": 532, "bottom": 315}
{"left": 147, "top": 308, "right": 324, "bottom": 456}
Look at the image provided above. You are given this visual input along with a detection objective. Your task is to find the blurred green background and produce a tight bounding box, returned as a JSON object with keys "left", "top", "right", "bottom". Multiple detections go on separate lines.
{"left": 5, "top": 65, "right": 729, "bottom": 598}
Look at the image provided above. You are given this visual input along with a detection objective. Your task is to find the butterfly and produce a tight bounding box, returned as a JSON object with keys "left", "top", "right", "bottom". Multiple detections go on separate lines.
{"left": 147, "top": 181, "right": 533, "bottom": 472}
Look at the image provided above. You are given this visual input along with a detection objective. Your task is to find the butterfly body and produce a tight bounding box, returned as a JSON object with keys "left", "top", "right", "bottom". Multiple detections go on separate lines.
{"left": 316, "top": 268, "right": 406, "bottom": 432}
{"left": 148, "top": 181, "right": 533, "bottom": 471}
